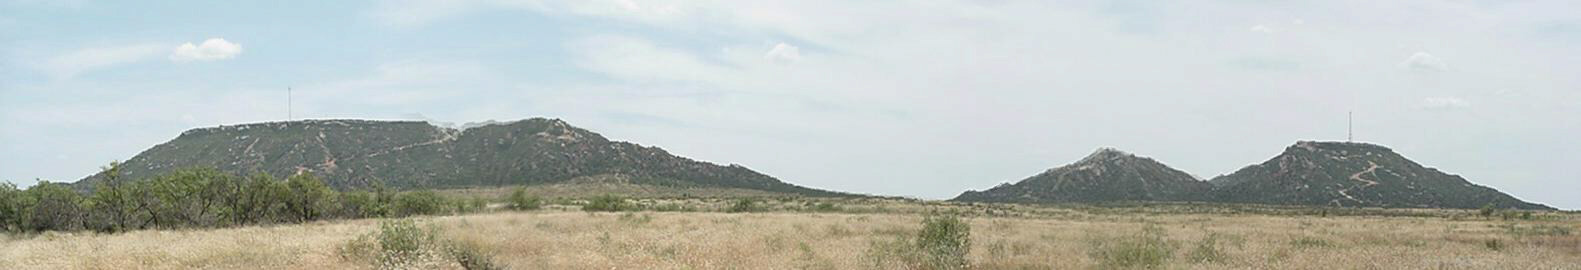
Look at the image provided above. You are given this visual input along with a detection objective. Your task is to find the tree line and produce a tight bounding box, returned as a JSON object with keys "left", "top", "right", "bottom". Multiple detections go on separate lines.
{"left": 0, "top": 162, "right": 490, "bottom": 234}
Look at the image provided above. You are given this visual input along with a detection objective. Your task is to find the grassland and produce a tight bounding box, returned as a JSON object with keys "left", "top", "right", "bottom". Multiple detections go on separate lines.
{"left": 2, "top": 198, "right": 1577, "bottom": 269}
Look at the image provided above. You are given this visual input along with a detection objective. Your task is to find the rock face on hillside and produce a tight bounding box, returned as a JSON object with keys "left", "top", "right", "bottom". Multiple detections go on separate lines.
{"left": 1209, "top": 141, "right": 1552, "bottom": 210}
{"left": 952, "top": 148, "right": 1212, "bottom": 203}
{"left": 75, "top": 118, "right": 845, "bottom": 196}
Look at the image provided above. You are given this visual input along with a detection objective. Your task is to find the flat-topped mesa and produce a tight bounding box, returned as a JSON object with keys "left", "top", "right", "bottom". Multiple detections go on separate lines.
{"left": 1285, "top": 141, "right": 1396, "bottom": 155}
{"left": 179, "top": 119, "right": 433, "bottom": 137}
{"left": 953, "top": 147, "right": 1210, "bottom": 203}
{"left": 76, "top": 117, "right": 849, "bottom": 197}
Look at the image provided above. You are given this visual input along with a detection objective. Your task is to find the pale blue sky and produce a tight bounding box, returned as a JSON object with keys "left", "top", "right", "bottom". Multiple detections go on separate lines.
{"left": 2, "top": 0, "right": 1578, "bottom": 209}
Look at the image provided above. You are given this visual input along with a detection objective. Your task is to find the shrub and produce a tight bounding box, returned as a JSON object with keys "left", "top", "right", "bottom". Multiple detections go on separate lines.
{"left": 507, "top": 188, "right": 541, "bottom": 211}
{"left": 284, "top": 173, "right": 338, "bottom": 222}
{"left": 339, "top": 219, "right": 501, "bottom": 270}
{"left": 1290, "top": 236, "right": 1334, "bottom": 248}
{"left": 0, "top": 182, "right": 24, "bottom": 233}
{"left": 583, "top": 195, "right": 629, "bottom": 212}
{"left": 340, "top": 191, "right": 383, "bottom": 219}
{"left": 446, "top": 239, "right": 502, "bottom": 270}
{"left": 1185, "top": 233, "right": 1229, "bottom": 263}
{"left": 1091, "top": 224, "right": 1174, "bottom": 269}
{"left": 863, "top": 213, "right": 972, "bottom": 270}
{"left": 393, "top": 191, "right": 449, "bottom": 217}
{"left": 727, "top": 198, "right": 763, "bottom": 213}
{"left": 1483, "top": 238, "right": 1505, "bottom": 251}
{"left": 453, "top": 197, "right": 488, "bottom": 214}
{"left": 1501, "top": 224, "right": 1573, "bottom": 236}
{"left": 865, "top": 236, "right": 920, "bottom": 269}
{"left": 812, "top": 202, "right": 840, "bottom": 212}
{"left": 377, "top": 219, "right": 437, "bottom": 259}
{"left": 915, "top": 214, "right": 971, "bottom": 270}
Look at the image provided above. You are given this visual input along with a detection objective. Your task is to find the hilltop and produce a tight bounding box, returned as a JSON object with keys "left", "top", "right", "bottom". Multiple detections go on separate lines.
{"left": 74, "top": 118, "right": 846, "bottom": 197}
{"left": 1209, "top": 141, "right": 1553, "bottom": 210}
{"left": 952, "top": 148, "right": 1211, "bottom": 203}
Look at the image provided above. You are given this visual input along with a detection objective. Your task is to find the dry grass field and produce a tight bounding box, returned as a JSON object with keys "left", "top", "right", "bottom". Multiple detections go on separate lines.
{"left": 2, "top": 199, "right": 1578, "bottom": 269}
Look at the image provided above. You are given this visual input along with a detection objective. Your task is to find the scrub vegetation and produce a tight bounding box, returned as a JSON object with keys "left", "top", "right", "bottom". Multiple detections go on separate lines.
{"left": 2, "top": 190, "right": 1577, "bottom": 269}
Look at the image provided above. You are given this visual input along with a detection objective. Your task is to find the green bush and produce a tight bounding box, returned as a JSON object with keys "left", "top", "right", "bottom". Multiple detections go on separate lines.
{"left": 377, "top": 219, "right": 437, "bottom": 259}
{"left": 863, "top": 214, "right": 973, "bottom": 270}
{"left": 1289, "top": 236, "right": 1334, "bottom": 248}
{"left": 915, "top": 214, "right": 971, "bottom": 270}
{"left": 446, "top": 239, "right": 502, "bottom": 270}
{"left": 339, "top": 219, "right": 501, "bottom": 270}
{"left": 812, "top": 202, "right": 840, "bottom": 212}
{"left": 453, "top": 197, "right": 488, "bottom": 214}
{"left": 340, "top": 191, "right": 383, "bottom": 219}
{"left": 20, "top": 182, "right": 86, "bottom": 232}
{"left": 727, "top": 198, "right": 763, "bottom": 213}
{"left": 583, "top": 195, "right": 629, "bottom": 212}
{"left": 393, "top": 191, "right": 450, "bottom": 217}
{"left": 0, "top": 182, "right": 24, "bottom": 233}
{"left": 1091, "top": 224, "right": 1174, "bottom": 269}
{"left": 507, "top": 187, "right": 541, "bottom": 211}
{"left": 285, "top": 173, "right": 338, "bottom": 222}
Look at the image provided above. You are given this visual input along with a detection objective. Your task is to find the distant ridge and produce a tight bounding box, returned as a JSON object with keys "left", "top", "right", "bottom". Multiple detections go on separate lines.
{"left": 75, "top": 118, "right": 848, "bottom": 197}
{"left": 1209, "top": 141, "right": 1552, "bottom": 210}
{"left": 952, "top": 148, "right": 1211, "bottom": 203}
{"left": 955, "top": 142, "right": 1552, "bottom": 210}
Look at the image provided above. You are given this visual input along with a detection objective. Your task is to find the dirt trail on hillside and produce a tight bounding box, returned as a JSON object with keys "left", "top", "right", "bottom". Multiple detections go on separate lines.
{"left": 1334, "top": 161, "right": 1380, "bottom": 205}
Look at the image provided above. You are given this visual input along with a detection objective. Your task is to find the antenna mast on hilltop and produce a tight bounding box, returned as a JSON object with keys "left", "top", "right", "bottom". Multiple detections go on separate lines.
{"left": 1348, "top": 111, "right": 1353, "bottom": 142}
{"left": 288, "top": 87, "right": 293, "bottom": 121}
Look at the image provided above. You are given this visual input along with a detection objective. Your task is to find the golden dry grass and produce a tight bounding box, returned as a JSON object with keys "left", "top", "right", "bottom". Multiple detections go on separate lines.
{"left": 3, "top": 203, "right": 1578, "bottom": 269}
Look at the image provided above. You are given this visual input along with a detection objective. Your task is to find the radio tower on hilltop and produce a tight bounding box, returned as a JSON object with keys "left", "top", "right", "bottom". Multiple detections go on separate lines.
{"left": 288, "top": 87, "right": 293, "bottom": 121}
{"left": 1348, "top": 111, "right": 1353, "bottom": 142}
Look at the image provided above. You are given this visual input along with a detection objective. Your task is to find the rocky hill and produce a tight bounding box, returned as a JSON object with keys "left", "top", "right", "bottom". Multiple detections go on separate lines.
{"left": 953, "top": 148, "right": 1212, "bottom": 203}
{"left": 1209, "top": 141, "right": 1552, "bottom": 210}
{"left": 74, "top": 118, "right": 846, "bottom": 196}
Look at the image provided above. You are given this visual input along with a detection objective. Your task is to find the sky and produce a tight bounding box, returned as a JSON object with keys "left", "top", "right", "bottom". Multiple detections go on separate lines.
{"left": 1, "top": 0, "right": 1578, "bottom": 209}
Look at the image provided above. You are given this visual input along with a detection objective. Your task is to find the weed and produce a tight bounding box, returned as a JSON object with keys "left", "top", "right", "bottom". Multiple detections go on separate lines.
{"left": 915, "top": 214, "right": 971, "bottom": 270}
{"left": 1483, "top": 238, "right": 1504, "bottom": 251}
{"left": 727, "top": 198, "right": 763, "bottom": 213}
{"left": 583, "top": 195, "right": 630, "bottom": 212}
{"left": 507, "top": 187, "right": 541, "bottom": 211}
{"left": 1090, "top": 224, "right": 1174, "bottom": 269}
{"left": 1290, "top": 236, "right": 1334, "bottom": 248}
{"left": 1501, "top": 224, "right": 1573, "bottom": 236}
{"left": 1185, "top": 233, "right": 1228, "bottom": 264}
{"left": 338, "top": 219, "right": 501, "bottom": 270}
{"left": 618, "top": 212, "right": 652, "bottom": 225}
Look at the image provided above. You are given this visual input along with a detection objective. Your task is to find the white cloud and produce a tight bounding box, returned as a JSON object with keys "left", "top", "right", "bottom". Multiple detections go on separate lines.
{"left": 38, "top": 43, "right": 167, "bottom": 79}
{"left": 763, "top": 42, "right": 801, "bottom": 63}
{"left": 568, "top": 35, "right": 736, "bottom": 84}
{"left": 1419, "top": 96, "right": 1471, "bottom": 110}
{"left": 1249, "top": 25, "right": 1275, "bottom": 33}
{"left": 1399, "top": 51, "right": 1448, "bottom": 71}
{"left": 169, "top": 38, "right": 243, "bottom": 62}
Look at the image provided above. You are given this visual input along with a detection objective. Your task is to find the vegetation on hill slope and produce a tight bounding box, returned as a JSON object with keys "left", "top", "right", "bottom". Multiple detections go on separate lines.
{"left": 953, "top": 148, "right": 1210, "bottom": 203}
{"left": 72, "top": 118, "right": 844, "bottom": 197}
{"left": 1210, "top": 141, "right": 1553, "bottom": 210}
{"left": 954, "top": 142, "right": 1552, "bottom": 210}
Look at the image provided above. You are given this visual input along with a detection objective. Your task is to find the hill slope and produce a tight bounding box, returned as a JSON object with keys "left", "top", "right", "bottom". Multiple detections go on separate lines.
{"left": 952, "top": 148, "right": 1212, "bottom": 203}
{"left": 1209, "top": 141, "right": 1552, "bottom": 210}
{"left": 75, "top": 118, "right": 845, "bottom": 196}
